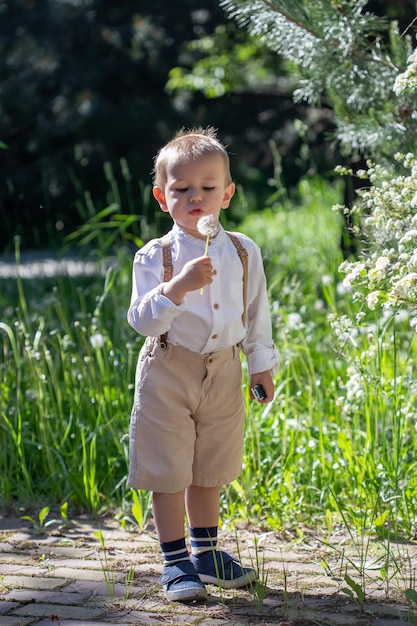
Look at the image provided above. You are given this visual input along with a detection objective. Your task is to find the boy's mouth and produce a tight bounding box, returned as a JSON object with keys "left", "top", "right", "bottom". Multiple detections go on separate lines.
{"left": 189, "top": 207, "right": 203, "bottom": 216}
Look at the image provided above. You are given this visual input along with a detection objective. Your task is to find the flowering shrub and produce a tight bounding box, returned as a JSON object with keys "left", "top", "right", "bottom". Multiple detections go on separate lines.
{"left": 394, "top": 48, "right": 417, "bottom": 97}
{"left": 332, "top": 150, "right": 417, "bottom": 425}
{"left": 336, "top": 45, "right": 417, "bottom": 325}
{"left": 336, "top": 154, "right": 417, "bottom": 330}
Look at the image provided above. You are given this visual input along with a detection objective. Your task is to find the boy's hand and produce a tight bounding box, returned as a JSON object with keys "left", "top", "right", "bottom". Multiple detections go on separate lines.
{"left": 162, "top": 255, "right": 214, "bottom": 304}
{"left": 250, "top": 371, "right": 274, "bottom": 404}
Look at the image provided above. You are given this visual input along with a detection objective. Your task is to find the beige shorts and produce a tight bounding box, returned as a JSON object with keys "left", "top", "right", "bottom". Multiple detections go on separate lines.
{"left": 127, "top": 337, "right": 245, "bottom": 493}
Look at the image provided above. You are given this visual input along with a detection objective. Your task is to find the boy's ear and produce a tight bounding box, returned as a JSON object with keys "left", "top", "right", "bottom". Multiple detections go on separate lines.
{"left": 221, "top": 182, "right": 235, "bottom": 209}
{"left": 153, "top": 187, "right": 168, "bottom": 212}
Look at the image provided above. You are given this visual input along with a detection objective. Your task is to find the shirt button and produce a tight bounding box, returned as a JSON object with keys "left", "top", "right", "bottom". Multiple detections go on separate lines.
{"left": 211, "top": 334, "right": 218, "bottom": 339}
{"left": 213, "top": 303, "right": 219, "bottom": 309}
{"left": 212, "top": 269, "right": 217, "bottom": 275}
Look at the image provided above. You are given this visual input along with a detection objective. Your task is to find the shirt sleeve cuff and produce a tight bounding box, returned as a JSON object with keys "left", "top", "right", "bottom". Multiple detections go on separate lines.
{"left": 247, "top": 345, "right": 279, "bottom": 376}
{"left": 149, "top": 284, "right": 187, "bottom": 320}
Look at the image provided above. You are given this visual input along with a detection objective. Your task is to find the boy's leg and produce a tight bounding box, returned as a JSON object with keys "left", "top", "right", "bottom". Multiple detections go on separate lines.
{"left": 153, "top": 491, "right": 187, "bottom": 542}
{"left": 186, "top": 485, "right": 220, "bottom": 527}
{"left": 186, "top": 485, "right": 257, "bottom": 589}
{"left": 153, "top": 491, "right": 207, "bottom": 602}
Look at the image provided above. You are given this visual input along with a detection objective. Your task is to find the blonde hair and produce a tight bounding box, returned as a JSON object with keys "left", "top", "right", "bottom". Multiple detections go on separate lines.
{"left": 153, "top": 126, "right": 232, "bottom": 189}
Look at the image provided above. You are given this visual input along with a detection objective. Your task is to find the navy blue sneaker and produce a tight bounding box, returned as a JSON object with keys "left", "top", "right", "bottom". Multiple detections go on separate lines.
{"left": 159, "top": 560, "right": 208, "bottom": 602}
{"left": 191, "top": 550, "right": 256, "bottom": 589}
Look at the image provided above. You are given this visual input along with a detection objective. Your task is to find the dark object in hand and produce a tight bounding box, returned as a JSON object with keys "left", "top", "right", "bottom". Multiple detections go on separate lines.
{"left": 251, "top": 384, "right": 267, "bottom": 401}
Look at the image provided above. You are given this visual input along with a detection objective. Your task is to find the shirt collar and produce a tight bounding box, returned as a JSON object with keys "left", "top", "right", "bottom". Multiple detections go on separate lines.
{"left": 172, "top": 223, "right": 227, "bottom": 248}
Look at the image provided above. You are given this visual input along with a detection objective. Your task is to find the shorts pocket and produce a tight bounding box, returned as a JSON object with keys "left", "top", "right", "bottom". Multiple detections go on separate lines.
{"left": 135, "top": 338, "right": 158, "bottom": 390}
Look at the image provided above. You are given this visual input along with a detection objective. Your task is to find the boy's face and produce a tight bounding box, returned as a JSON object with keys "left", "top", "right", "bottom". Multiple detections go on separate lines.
{"left": 153, "top": 153, "right": 235, "bottom": 239}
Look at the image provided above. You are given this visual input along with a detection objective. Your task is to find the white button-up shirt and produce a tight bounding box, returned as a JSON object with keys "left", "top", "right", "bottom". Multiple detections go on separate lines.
{"left": 128, "top": 224, "right": 278, "bottom": 375}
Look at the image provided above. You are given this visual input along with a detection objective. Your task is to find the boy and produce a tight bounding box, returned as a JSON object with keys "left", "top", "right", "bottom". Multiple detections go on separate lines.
{"left": 127, "top": 127, "right": 278, "bottom": 602}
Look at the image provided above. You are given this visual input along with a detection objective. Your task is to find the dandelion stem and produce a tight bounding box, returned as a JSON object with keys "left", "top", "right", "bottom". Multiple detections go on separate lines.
{"left": 200, "top": 234, "right": 211, "bottom": 294}
{"left": 204, "top": 234, "right": 210, "bottom": 257}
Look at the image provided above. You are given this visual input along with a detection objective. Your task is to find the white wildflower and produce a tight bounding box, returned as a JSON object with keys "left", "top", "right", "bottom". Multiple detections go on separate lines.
{"left": 375, "top": 256, "right": 390, "bottom": 270}
{"left": 394, "top": 309, "right": 409, "bottom": 323}
{"left": 286, "top": 312, "right": 304, "bottom": 330}
{"left": 345, "top": 369, "right": 365, "bottom": 403}
{"left": 410, "top": 317, "right": 417, "bottom": 332}
{"left": 391, "top": 273, "right": 417, "bottom": 300}
{"left": 340, "top": 262, "right": 366, "bottom": 289}
{"left": 400, "top": 229, "right": 417, "bottom": 245}
{"left": 25, "top": 389, "right": 38, "bottom": 402}
{"left": 90, "top": 333, "right": 105, "bottom": 349}
{"left": 366, "top": 291, "right": 380, "bottom": 310}
{"left": 368, "top": 267, "right": 385, "bottom": 282}
{"left": 393, "top": 49, "right": 417, "bottom": 95}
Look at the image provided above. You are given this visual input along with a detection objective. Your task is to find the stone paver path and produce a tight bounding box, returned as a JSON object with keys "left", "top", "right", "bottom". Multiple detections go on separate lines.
{"left": 0, "top": 516, "right": 415, "bottom": 625}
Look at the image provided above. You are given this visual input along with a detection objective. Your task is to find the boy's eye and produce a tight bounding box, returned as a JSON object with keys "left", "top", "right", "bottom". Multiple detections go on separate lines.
{"left": 174, "top": 186, "right": 215, "bottom": 193}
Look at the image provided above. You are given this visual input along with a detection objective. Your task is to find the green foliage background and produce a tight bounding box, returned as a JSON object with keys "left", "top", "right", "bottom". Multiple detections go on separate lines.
{"left": 2, "top": 0, "right": 416, "bottom": 251}
{"left": 0, "top": 0, "right": 339, "bottom": 251}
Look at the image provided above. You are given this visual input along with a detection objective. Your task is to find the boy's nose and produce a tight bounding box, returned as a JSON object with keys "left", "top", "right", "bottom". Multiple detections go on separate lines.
{"left": 189, "top": 189, "right": 202, "bottom": 202}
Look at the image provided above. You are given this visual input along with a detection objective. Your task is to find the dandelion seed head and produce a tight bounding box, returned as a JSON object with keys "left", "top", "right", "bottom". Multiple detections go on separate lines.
{"left": 197, "top": 214, "right": 218, "bottom": 238}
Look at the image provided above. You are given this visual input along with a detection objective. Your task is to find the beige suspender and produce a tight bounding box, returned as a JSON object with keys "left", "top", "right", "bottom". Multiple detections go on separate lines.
{"left": 225, "top": 232, "right": 248, "bottom": 327}
{"left": 161, "top": 234, "right": 173, "bottom": 282}
{"left": 159, "top": 232, "right": 248, "bottom": 346}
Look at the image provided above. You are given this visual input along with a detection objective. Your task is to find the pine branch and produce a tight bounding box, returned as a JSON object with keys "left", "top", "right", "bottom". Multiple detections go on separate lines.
{"left": 222, "top": 0, "right": 399, "bottom": 71}
{"left": 220, "top": 0, "right": 417, "bottom": 160}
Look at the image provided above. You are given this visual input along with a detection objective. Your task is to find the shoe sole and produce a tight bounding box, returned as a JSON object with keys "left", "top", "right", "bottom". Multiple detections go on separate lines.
{"left": 166, "top": 586, "right": 208, "bottom": 602}
{"left": 198, "top": 569, "right": 257, "bottom": 589}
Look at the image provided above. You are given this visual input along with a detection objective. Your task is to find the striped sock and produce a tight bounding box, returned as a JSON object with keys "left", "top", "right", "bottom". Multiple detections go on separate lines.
{"left": 160, "top": 538, "right": 190, "bottom": 565}
{"left": 189, "top": 526, "right": 218, "bottom": 557}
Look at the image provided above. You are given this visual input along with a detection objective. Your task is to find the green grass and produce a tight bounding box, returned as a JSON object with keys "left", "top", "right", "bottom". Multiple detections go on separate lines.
{"left": 1, "top": 175, "right": 417, "bottom": 548}
{"left": 0, "top": 263, "right": 139, "bottom": 512}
